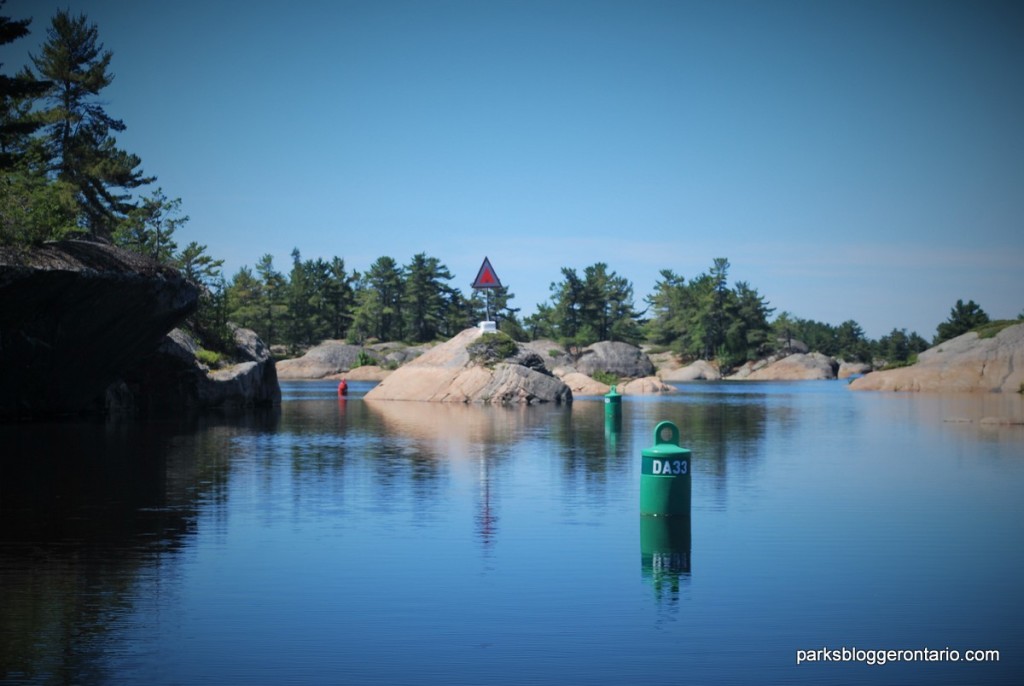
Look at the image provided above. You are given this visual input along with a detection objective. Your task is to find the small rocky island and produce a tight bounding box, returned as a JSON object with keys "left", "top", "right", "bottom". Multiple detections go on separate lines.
{"left": 365, "top": 328, "right": 572, "bottom": 404}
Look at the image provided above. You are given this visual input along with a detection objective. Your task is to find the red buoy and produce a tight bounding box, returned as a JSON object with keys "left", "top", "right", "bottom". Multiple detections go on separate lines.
{"left": 337, "top": 379, "right": 348, "bottom": 396}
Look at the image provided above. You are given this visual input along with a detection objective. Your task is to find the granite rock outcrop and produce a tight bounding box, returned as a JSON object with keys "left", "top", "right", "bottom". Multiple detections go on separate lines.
{"left": 365, "top": 328, "right": 571, "bottom": 404}
{"left": 728, "top": 352, "right": 838, "bottom": 381}
{"left": 112, "top": 325, "right": 280, "bottom": 414}
{"left": 850, "top": 324, "right": 1024, "bottom": 392}
{"left": 660, "top": 360, "right": 722, "bottom": 381}
{"left": 573, "top": 341, "right": 656, "bottom": 379}
{"left": 0, "top": 240, "right": 197, "bottom": 417}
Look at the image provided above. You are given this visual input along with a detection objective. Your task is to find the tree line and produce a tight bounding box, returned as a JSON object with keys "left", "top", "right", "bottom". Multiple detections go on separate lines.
{"left": 222, "top": 250, "right": 520, "bottom": 353}
{"left": 2, "top": 6, "right": 1015, "bottom": 367}
{"left": 215, "top": 245, "right": 1013, "bottom": 373}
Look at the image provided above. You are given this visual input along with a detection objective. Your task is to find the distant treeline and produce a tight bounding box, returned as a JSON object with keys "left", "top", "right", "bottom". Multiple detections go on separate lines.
{"left": 218, "top": 250, "right": 521, "bottom": 354}
{"left": 213, "top": 250, "right": 997, "bottom": 370}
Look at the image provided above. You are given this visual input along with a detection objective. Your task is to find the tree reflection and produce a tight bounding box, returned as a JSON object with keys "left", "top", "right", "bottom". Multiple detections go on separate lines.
{"left": 0, "top": 412, "right": 274, "bottom": 683}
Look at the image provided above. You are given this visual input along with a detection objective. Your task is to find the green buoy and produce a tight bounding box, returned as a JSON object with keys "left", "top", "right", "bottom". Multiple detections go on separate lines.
{"left": 640, "top": 421, "right": 691, "bottom": 516}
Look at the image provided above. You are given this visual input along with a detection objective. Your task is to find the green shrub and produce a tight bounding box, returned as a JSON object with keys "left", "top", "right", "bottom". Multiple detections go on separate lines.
{"left": 196, "top": 348, "right": 222, "bottom": 367}
{"left": 468, "top": 332, "right": 519, "bottom": 367}
{"left": 592, "top": 370, "right": 619, "bottom": 386}
{"left": 354, "top": 350, "right": 377, "bottom": 368}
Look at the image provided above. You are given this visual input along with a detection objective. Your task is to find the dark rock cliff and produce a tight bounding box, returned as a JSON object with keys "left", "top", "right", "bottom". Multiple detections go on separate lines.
{"left": 112, "top": 325, "right": 281, "bottom": 414}
{"left": 0, "top": 240, "right": 199, "bottom": 418}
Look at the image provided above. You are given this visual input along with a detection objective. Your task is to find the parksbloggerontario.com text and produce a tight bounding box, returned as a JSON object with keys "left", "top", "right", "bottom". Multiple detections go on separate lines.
{"left": 796, "top": 647, "right": 1000, "bottom": 666}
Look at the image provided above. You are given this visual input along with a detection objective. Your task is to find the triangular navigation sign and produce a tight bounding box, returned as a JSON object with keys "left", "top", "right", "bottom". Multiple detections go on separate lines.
{"left": 472, "top": 257, "right": 502, "bottom": 289}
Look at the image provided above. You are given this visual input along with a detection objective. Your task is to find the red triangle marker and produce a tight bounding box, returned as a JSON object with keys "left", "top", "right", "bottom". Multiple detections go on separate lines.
{"left": 472, "top": 257, "right": 502, "bottom": 289}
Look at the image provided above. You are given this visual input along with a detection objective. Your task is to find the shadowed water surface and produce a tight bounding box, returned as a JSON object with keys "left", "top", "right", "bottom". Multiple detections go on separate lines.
{"left": 2, "top": 380, "right": 1022, "bottom": 684}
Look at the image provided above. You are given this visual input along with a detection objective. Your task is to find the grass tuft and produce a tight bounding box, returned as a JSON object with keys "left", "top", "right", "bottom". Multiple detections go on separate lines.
{"left": 196, "top": 348, "right": 222, "bottom": 367}
{"left": 974, "top": 320, "right": 1018, "bottom": 339}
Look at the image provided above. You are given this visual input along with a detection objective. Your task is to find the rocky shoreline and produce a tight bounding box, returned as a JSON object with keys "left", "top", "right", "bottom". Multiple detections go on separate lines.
{"left": 4, "top": 241, "right": 1020, "bottom": 416}
{"left": 1, "top": 241, "right": 279, "bottom": 419}
{"left": 279, "top": 323, "right": 1024, "bottom": 399}
{"left": 849, "top": 323, "right": 1024, "bottom": 393}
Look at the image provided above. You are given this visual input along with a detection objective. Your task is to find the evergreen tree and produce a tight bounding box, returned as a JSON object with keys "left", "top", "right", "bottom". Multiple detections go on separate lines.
{"left": 226, "top": 266, "right": 265, "bottom": 335}
{"left": 644, "top": 258, "right": 772, "bottom": 364}
{"left": 772, "top": 311, "right": 796, "bottom": 351}
{"left": 543, "top": 263, "right": 643, "bottom": 348}
{"left": 583, "top": 262, "right": 643, "bottom": 343}
{"left": 934, "top": 299, "right": 989, "bottom": 344}
{"left": 403, "top": 252, "right": 455, "bottom": 343}
{"left": 0, "top": 2, "right": 78, "bottom": 245}
{"left": 177, "top": 241, "right": 224, "bottom": 289}
{"left": 113, "top": 188, "right": 185, "bottom": 263}
{"left": 0, "top": 2, "right": 49, "bottom": 170}
{"left": 686, "top": 272, "right": 716, "bottom": 359}
{"left": 874, "top": 328, "right": 929, "bottom": 365}
{"left": 254, "top": 254, "right": 287, "bottom": 345}
{"left": 524, "top": 302, "right": 556, "bottom": 340}
{"left": 644, "top": 270, "right": 691, "bottom": 350}
{"left": 349, "top": 256, "right": 403, "bottom": 342}
{"left": 177, "top": 242, "right": 227, "bottom": 348}
{"left": 31, "top": 10, "right": 153, "bottom": 237}
{"left": 324, "top": 257, "right": 356, "bottom": 340}
{"left": 550, "top": 267, "right": 587, "bottom": 346}
{"left": 706, "top": 257, "right": 732, "bottom": 358}
{"left": 284, "top": 248, "right": 315, "bottom": 350}
{"left": 725, "top": 281, "right": 774, "bottom": 365}
{"left": 791, "top": 318, "right": 839, "bottom": 356}
{"left": 0, "top": 155, "right": 77, "bottom": 244}
{"left": 443, "top": 289, "right": 478, "bottom": 337}
{"left": 835, "top": 319, "right": 870, "bottom": 362}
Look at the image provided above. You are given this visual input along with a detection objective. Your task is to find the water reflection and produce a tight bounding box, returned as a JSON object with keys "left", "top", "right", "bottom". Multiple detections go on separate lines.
{"left": 640, "top": 515, "right": 692, "bottom": 604}
{"left": 544, "top": 401, "right": 633, "bottom": 515}
{"left": 5, "top": 381, "right": 1020, "bottom": 685}
{"left": 475, "top": 445, "right": 499, "bottom": 552}
{"left": 364, "top": 399, "right": 539, "bottom": 458}
{"left": 0, "top": 412, "right": 277, "bottom": 684}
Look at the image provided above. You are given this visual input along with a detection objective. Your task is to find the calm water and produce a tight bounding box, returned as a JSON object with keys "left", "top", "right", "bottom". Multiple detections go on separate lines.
{"left": 2, "top": 381, "right": 1023, "bottom": 685}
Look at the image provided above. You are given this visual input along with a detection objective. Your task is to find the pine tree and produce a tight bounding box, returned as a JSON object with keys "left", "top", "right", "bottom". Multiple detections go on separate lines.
{"left": 31, "top": 10, "right": 153, "bottom": 237}
{"left": 226, "top": 266, "right": 265, "bottom": 336}
{"left": 403, "top": 253, "right": 455, "bottom": 343}
{"left": 0, "top": 2, "right": 49, "bottom": 169}
{"left": 254, "top": 254, "right": 287, "bottom": 345}
{"left": 324, "top": 257, "right": 356, "bottom": 339}
{"left": 113, "top": 188, "right": 186, "bottom": 263}
{"left": 726, "top": 281, "right": 774, "bottom": 365}
{"left": 934, "top": 299, "right": 989, "bottom": 344}
{"left": 544, "top": 263, "right": 643, "bottom": 349}
{"left": 177, "top": 241, "right": 223, "bottom": 288}
{"left": 0, "top": 3, "right": 78, "bottom": 244}
{"left": 350, "top": 256, "right": 404, "bottom": 342}
{"left": 644, "top": 270, "right": 691, "bottom": 350}
{"left": 177, "top": 242, "right": 226, "bottom": 348}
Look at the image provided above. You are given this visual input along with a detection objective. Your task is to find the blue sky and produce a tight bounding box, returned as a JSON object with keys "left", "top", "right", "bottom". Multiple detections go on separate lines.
{"left": 4, "top": 0, "right": 1022, "bottom": 339}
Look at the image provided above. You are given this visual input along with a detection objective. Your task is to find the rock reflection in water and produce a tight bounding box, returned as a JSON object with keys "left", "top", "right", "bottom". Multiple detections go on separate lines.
{"left": 0, "top": 412, "right": 278, "bottom": 684}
